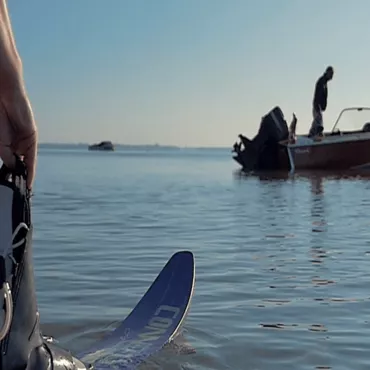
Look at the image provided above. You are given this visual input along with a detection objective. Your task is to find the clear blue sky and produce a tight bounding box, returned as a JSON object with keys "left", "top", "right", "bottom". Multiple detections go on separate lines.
{"left": 7, "top": 0, "right": 370, "bottom": 147}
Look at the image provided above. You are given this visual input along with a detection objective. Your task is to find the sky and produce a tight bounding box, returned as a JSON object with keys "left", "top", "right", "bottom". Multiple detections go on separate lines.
{"left": 7, "top": 0, "right": 370, "bottom": 147}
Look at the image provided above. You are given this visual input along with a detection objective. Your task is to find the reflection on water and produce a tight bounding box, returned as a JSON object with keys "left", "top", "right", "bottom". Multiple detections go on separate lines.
{"left": 310, "top": 176, "right": 327, "bottom": 267}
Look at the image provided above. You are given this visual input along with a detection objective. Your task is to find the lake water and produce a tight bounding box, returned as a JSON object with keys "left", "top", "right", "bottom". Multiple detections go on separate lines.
{"left": 30, "top": 145, "right": 370, "bottom": 369}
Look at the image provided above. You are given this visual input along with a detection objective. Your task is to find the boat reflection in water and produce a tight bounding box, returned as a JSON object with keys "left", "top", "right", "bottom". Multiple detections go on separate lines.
{"left": 233, "top": 168, "right": 370, "bottom": 183}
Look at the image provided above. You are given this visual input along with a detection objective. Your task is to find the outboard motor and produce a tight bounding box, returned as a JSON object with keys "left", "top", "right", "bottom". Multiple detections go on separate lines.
{"left": 0, "top": 157, "right": 90, "bottom": 370}
{"left": 253, "top": 106, "right": 289, "bottom": 148}
{"left": 234, "top": 106, "right": 290, "bottom": 171}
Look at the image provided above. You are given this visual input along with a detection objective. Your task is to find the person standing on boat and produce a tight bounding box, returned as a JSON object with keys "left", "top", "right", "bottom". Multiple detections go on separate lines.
{"left": 0, "top": 0, "right": 38, "bottom": 191}
{"left": 308, "top": 66, "right": 334, "bottom": 138}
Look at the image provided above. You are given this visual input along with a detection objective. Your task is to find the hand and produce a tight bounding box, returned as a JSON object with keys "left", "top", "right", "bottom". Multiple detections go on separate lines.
{"left": 0, "top": 87, "right": 38, "bottom": 189}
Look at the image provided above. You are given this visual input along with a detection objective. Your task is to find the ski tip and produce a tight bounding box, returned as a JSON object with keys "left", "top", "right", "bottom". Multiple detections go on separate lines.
{"left": 171, "top": 250, "right": 194, "bottom": 259}
{"left": 169, "top": 250, "right": 194, "bottom": 267}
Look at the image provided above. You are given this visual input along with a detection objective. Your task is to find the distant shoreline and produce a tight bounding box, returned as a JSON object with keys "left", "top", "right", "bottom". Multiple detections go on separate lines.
{"left": 38, "top": 143, "right": 229, "bottom": 151}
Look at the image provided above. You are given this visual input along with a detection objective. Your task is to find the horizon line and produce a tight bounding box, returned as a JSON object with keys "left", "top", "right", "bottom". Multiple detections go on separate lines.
{"left": 38, "top": 142, "right": 231, "bottom": 150}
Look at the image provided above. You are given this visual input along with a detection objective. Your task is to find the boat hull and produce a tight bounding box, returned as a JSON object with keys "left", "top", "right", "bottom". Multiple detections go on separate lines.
{"left": 234, "top": 133, "right": 370, "bottom": 173}
{"left": 288, "top": 133, "right": 370, "bottom": 170}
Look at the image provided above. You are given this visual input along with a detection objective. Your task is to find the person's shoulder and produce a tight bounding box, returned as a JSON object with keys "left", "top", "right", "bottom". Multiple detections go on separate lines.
{"left": 316, "top": 75, "right": 326, "bottom": 86}
{"left": 316, "top": 76, "right": 326, "bottom": 88}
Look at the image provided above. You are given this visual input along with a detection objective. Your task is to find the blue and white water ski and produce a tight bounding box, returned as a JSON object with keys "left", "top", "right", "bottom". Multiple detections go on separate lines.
{"left": 78, "top": 250, "right": 195, "bottom": 369}
{"left": 0, "top": 158, "right": 195, "bottom": 370}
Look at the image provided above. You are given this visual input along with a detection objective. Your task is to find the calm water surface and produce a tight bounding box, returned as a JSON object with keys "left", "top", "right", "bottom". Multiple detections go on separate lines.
{"left": 31, "top": 146, "right": 370, "bottom": 369}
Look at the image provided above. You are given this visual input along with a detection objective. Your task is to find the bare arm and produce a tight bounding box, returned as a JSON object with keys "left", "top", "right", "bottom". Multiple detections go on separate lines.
{"left": 0, "top": 0, "right": 37, "bottom": 189}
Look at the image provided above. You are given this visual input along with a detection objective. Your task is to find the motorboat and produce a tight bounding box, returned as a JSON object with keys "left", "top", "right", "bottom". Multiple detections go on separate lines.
{"left": 232, "top": 106, "right": 370, "bottom": 173}
{"left": 88, "top": 140, "right": 114, "bottom": 151}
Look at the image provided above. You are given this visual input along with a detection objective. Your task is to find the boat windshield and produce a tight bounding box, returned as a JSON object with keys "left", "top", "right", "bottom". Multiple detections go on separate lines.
{"left": 331, "top": 107, "right": 370, "bottom": 133}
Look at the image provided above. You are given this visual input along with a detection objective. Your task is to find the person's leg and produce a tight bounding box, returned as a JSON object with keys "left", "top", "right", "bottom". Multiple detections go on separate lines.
{"left": 309, "top": 107, "right": 324, "bottom": 137}
{"left": 0, "top": 0, "right": 38, "bottom": 189}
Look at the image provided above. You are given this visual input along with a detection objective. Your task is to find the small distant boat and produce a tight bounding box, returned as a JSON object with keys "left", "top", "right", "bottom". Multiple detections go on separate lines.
{"left": 88, "top": 140, "right": 115, "bottom": 151}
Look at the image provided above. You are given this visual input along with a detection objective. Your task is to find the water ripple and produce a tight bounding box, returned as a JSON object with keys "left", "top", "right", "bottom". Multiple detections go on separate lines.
{"left": 28, "top": 149, "right": 370, "bottom": 369}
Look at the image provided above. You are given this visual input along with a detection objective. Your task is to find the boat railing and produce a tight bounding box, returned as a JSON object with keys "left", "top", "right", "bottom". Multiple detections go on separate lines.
{"left": 331, "top": 106, "right": 370, "bottom": 132}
